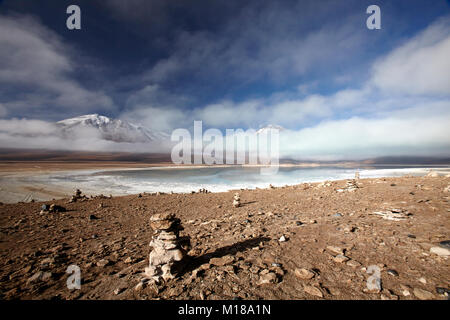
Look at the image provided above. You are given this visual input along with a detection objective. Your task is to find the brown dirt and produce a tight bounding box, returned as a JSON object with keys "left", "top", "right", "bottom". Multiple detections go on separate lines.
{"left": 0, "top": 176, "right": 449, "bottom": 300}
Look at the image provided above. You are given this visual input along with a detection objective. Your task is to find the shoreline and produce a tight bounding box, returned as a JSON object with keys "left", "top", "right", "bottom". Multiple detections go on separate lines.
{"left": 1, "top": 160, "right": 450, "bottom": 173}
{"left": 0, "top": 163, "right": 449, "bottom": 204}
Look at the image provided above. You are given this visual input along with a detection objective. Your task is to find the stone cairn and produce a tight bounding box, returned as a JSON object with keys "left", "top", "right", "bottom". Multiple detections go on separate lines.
{"left": 345, "top": 179, "right": 359, "bottom": 192}
{"left": 144, "top": 213, "right": 188, "bottom": 282}
{"left": 355, "top": 171, "right": 360, "bottom": 180}
{"left": 69, "top": 189, "right": 88, "bottom": 203}
{"left": 233, "top": 193, "right": 241, "bottom": 207}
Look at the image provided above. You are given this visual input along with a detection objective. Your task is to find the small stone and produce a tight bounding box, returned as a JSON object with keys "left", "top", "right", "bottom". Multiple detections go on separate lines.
{"left": 387, "top": 269, "right": 399, "bottom": 277}
{"left": 134, "top": 281, "right": 146, "bottom": 291}
{"left": 96, "top": 259, "right": 110, "bottom": 267}
{"left": 279, "top": 235, "right": 287, "bottom": 242}
{"left": 114, "top": 287, "right": 125, "bottom": 295}
{"left": 326, "top": 246, "right": 344, "bottom": 255}
{"left": 343, "top": 226, "right": 356, "bottom": 233}
{"left": 418, "top": 277, "right": 427, "bottom": 284}
{"left": 270, "top": 262, "right": 281, "bottom": 268}
{"left": 346, "top": 260, "right": 361, "bottom": 268}
{"left": 48, "top": 204, "right": 66, "bottom": 213}
{"left": 333, "top": 255, "right": 350, "bottom": 263}
{"left": 257, "top": 272, "right": 278, "bottom": 285}
{"left": 210, "top": 255, "right": 234, "bottom": 266}
{"left": 294, "top": 268, "right": 315, "bottom": 280}
{"left": 436, "top": 287, "right": 450, "bottom": 296}
{"left": 124, "top": 257, "right": 133, "bottom": 264}
{"left": 304, "top": 285, "right": 323, "bottom": 298}
{"left": 400, "top": 284, "right": 411, "bottom": 296}
{"left": 27, "top": 271, "right": 52, "bottom": 284}
{"left": 430, "top": 246, "right": 450, "bottom": 256}
{"left": 332, "top": 213, "right": 343, "bottom": 218}
{"left": 413, "top": 288, "right": 434, "bottom": 300}
{"left": 22, "top": 265, "right": 32, "bottom": 274}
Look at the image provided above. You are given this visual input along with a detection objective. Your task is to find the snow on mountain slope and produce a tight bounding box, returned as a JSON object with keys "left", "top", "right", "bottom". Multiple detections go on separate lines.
{"left": 56, "top": 114, "right": 169, "bottom": 143}
{"left": 256, "top": 124, "right": 285, "bottom": 134}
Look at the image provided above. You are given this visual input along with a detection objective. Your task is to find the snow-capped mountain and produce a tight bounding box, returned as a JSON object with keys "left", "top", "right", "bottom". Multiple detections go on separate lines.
{"left": 256, "top": 124, "right": 285, "bottom": 134}
{"left": 56, "top": 114, "right": 169, "bottom": 143}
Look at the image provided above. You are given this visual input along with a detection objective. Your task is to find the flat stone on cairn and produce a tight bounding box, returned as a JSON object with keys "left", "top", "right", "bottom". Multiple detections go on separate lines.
{"left": 144, "top": 213, "right": 188, "bottom": 282}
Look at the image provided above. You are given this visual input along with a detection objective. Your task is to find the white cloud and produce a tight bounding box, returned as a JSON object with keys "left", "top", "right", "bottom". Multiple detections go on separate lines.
{"left": 279, "top": 107, "right": 450, "bottom": 160}
{"left": 139, "top": 17, "right": 450, "bottom": 131}
{"left": 0, "top": 15, "right": 114, "bottom": 117}
{"left": 371, "top": 16, "right": 450, "bottom": 95}
{"left": 122, "top": 106, "right": 186, "bottom": 132}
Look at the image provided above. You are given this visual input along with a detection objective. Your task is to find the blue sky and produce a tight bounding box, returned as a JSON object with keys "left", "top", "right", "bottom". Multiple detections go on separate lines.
{"left": 0, "top": 0, "right": 449, "bottom": 159}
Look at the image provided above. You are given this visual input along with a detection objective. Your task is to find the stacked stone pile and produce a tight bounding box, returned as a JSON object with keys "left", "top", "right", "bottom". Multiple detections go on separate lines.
{"left": 144, "top": 213, "right": 188, "bottom": 282}
{"left": 69, "top": 189, "right": 88, "bottom": 203}
{"left": 233, "top": 193, "right": 241, "bottom": 208}
{"left": 345, "top": 179, "right": 359, "bottom": 192}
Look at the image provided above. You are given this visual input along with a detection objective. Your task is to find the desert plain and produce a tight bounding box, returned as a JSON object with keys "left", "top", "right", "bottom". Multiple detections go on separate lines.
{"left": 0, "top": 170, "right": 449, "bottom": 300}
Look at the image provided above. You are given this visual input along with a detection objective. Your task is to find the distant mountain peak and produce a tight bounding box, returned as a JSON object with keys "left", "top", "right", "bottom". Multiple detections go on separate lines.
{"left": 56, "top": 114, "right": 169, "bottom": 143}
{"left": 256, "top": 124, "right": 285, "bottom": 134}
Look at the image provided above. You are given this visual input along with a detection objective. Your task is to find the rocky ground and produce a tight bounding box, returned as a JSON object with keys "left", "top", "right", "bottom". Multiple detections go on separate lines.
{"left": 0, "top": 176, "right": 449, "bottom": 300}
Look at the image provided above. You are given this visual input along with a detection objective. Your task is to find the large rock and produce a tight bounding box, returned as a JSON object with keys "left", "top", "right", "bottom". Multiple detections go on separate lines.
{"left": 413, "top": 288, "right": 434, "bottom": 300}
{"left": 430, "top": 246, "right": 450, "bottom": 257}
{"left": 304, "top": 285, "right": 323, "bottom": 298}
